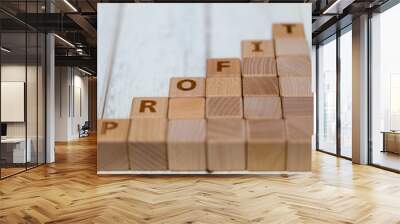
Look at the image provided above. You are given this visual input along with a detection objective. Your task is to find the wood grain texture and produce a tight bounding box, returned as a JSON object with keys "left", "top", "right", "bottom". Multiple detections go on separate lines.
{"left": 241, "top": 40, "right": 275, "bottom": 58}
{"left": 3, "top": 135, "right": 400, "bottom": 223}
{"left": 206, "top": 97, "right": 243, "bottom": 119}
{"left": 206, "top": 77, "right": 242, "bottom": 97}
{"left": 169, "top": 77, "right": 205, "bottom": 98}
{"left": 207, "top": 119, "right": 246, "bottom": 171}
{"left": 167, "top": 119, "right": 206, "bottom": 171}
{"left": 272, "top": 23, "right": 305, "bottom": 39}
{"left": 276, "top": 56, "right": 311, "bottom": 77}
{"left": 97, "top": 119, "right": 130, "bottom": 171}
{"left": 206, "top": 58, "right": 241, "bottom": 77}
{"left": 279, "top": 76, "right": 312, "bottom": 97}
{"left": 385, "top": 133, "right": 400, "bottom": 154}
{"left": 244, "top": 96, "right": 282, "bottom": 119}
{"left": 128, "top": 118, "right": 167, "bottom": 170}
{"left": 242, "top": 57, "right": 277, "bottom": 77}
{"left": 281, "top": 97, "right": 313, "bottom": 118}
{"left": 243, "top": 76, "right": 280, "bottom": 96}
{"left": 285, "top": 116, "right": 313, "bottom": 140}
{"left": 130, "top": 97, "right": 169, "bottom": 118}
{"left": 286, "top": 141, "right": 311, "bottom": 171}
{"left": 246, "top": 119, "right": 286, "bottom": 171}
{"left": 285, "top": 117, "right": 313, "bottom": 172}
{"left": 275, "top": 38, "right": 309, "bottom": 57}
{"left": 168, "top": 97, "right": 205, "bottom": 119}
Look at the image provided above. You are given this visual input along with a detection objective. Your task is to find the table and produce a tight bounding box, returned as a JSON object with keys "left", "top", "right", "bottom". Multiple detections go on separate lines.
{"left": 1, "top": 138, "right": 31, "bottom": 164}
{"left": 382, "top": 131, "right": 400, "bottom": 154}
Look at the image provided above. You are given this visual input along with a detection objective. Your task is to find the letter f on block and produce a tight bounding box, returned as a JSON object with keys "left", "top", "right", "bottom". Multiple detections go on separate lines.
{"left": 217, "top": 61, "right": 231, "bottom": 72}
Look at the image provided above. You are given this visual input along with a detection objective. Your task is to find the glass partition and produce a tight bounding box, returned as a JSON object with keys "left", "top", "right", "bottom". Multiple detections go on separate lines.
{"left": 317, "top": 36, "right": 337, "bottom": 155}
{"left": 0, "top": 2, "right": 46, "bottom": 179}
{"left": 371, "top": 4, "right": 400, "bottom": 171}
{"left": 1, "top": 31, "right": 28, "bottom": 178}
{"left": 339, "top": 28, "right": 352, "bottom": 158}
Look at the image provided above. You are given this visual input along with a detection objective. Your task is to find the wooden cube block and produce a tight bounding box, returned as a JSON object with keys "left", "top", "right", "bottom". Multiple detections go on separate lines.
{"left": 168, "top": 98, "right": 205, "bottom": 119}
{"left": 272, "top": 23, "right": 305, "bottom": 39}
{"left": 207, "top": 119, "right": 246, "bottom": 171}
{"left": 128, "top": 118, "right": 167, "bottom": 170}
{"left": 206, "top": 58, "right": 241, "bottom": 77}
{"left": 275, "top": 39, "right": 309, "bottom": 57}
{"left": 97, "top": 119, "right": 130, "bottom": 171}
{"left": 206, "top": 77, "right": 242, "bottom": 97}
{"left": 242, "top": 57, "right": 277, "bottom": 77}
{"left": 169, "top": 77, "right": 205, "bottom": 98}
{"left": 243, "top": 76, "right": 279, "bottom": 96}
{"left": 282, "top": 97, "right": 313, "bottom": 117}
{"left": 206, "top": 97, "right": 243, "bottom": 119}
{"left": 285, "top": 117, "right": 313, "bottom": 171}
{"left": 241, "top": 40, "right": 275, "bottom": 58}
{"left": 285, "top": 116, "right": 313, "bottom": 138}
{"left": 246, "top": 119, "right": 286, "bottom": 171}
{"left": 276, "top": 56, "right": 311, "bottom": 77}
{"left": 244, "top": 96, "right": 282, "bottom": 119}
{"left": 167, "top": 120, "right": 206, "bottom": 171}
{"left": 279, "top": 76, "right": 312, "bottom": 97}
{"left": 130, "top": 97, "right": 168, "bottom": 118}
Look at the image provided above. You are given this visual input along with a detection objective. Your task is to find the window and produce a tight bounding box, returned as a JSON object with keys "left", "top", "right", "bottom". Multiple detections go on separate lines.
{"left": 317, "top": 36, "right": 337, "bottom": 154}
{"left": 339, "top": 29, "right": 352, "bottom": 158}
{"left": 371, "top": 3, "right": 400, "bottom": 171}
{"left": 0, "top": 2, "right": 47, "bottom": 179}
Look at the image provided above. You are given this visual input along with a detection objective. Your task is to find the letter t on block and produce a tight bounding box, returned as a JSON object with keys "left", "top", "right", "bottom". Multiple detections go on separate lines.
{"left": 130, "top": 97, "right": 169, "bottom": 118}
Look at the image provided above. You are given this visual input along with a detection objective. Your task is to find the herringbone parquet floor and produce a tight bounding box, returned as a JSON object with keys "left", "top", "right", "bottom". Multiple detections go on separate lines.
{"left": 1, "top": 135, "right": 400, "bottom": 224}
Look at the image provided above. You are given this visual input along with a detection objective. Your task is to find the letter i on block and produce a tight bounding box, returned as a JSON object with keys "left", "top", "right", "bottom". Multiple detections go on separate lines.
{"left": 97, "top": 119, "right": 130, "bottom": 171}
{"left": 128, "top": 97, "right": 169, "bottom": 170}
{"left": 241, "top": 40, "right": 276, "bottom": 77}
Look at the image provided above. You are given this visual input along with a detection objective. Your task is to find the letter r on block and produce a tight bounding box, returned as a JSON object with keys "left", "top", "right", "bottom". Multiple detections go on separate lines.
{"left": 140, "top": 100, "right": 157, "bottom": 113}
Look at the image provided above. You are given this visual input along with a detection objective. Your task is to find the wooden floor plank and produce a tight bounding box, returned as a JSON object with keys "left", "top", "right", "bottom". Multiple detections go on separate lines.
{"left": 1, "top": 135, "right": 400, "bottom": 223}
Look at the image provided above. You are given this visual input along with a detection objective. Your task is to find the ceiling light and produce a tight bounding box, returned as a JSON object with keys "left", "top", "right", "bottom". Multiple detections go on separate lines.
{"left": 63, "top": 0, "right": 78, "bottom": 12}
{"left": 54, "top": 34, "right": 75, "bottom": 48}
{"left": 78, "top": 67, "right": 93, "bottom": 76}
{"left": 1, "top": 47, "right": 11, "bottom": 53}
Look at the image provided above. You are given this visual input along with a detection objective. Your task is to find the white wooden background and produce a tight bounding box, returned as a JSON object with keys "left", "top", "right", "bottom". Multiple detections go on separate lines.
{"left": 98, "top": 3, "right": 312, "bottom": 119}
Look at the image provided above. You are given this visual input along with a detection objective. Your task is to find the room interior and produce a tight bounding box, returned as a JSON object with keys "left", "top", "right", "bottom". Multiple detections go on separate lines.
{"left": 0, "top": 0, "right": 400, "bottom": 222}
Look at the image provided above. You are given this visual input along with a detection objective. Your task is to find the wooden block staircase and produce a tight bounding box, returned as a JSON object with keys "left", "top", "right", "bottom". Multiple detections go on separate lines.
{"left": 97, "top": 23, "right": 313, "bottom": 174}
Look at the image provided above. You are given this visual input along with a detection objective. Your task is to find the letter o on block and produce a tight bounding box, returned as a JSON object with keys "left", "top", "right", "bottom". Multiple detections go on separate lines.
{"left": 169, "top": 77, "right": 205, "bottom": 98}
{"left": 177, "top": 79, "right": 196, "bottom": 91}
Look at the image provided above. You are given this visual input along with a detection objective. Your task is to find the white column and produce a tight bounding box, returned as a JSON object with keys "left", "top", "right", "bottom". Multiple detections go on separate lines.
{"left": 46, "top": 33, "right": 56, "bottom": 163}
{"left": 352, "top": 14, "right": 369, "bottom": 164}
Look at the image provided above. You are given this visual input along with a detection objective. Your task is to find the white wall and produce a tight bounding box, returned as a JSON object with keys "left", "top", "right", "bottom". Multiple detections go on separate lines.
{"left": 97, "top": 3, "right": 312, "bottom": 119}
{"left": 55, "top": 67, "right": 89, "bottom": 141}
